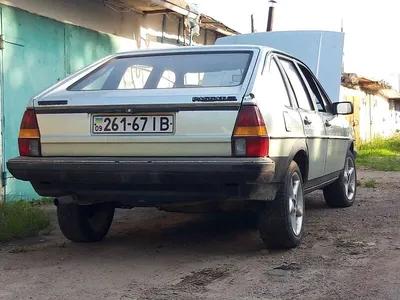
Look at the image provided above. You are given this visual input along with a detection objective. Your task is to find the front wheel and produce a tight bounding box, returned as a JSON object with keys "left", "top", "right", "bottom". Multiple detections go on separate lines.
{"left": 57, "top": 202, "right": 115, "bottom": 243}
{"left": 323, "top": 150, "right": 357, "bottom": 208}
{"left": 258, "top": 161, "right": 304, "bottom": 249}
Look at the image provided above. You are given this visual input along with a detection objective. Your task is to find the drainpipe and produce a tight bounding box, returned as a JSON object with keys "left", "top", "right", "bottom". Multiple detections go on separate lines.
{"left": 266, "top": 0, "right": 277, "bottom": 32}
{"left": 161, "top": 14, "right": 166, "bottom": 43}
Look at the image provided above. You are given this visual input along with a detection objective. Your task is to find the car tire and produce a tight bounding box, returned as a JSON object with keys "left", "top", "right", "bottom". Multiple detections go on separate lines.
{"left": 57, "top": 202, "right": 115, "bottom": 243}
{"left": 258, "top": 161, "right": 304, "bottom": 249}
{"left": 323, "top": 150, "right": 357, "bottom": 208}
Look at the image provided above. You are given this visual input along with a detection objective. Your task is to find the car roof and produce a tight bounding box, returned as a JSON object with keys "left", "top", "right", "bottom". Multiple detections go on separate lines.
{"left": 113, "top": 44, "right": 284, "bottom": 58}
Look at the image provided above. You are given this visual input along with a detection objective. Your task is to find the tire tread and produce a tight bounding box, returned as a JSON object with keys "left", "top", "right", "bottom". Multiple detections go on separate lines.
{"left": 323, "top": 150, "right": 357, "bottom": 208}
{"left": 57, "top": 203, "right": 115, "bottom": 243}
{"left": 259, "top": 161, "right": 303, "bottom": 249}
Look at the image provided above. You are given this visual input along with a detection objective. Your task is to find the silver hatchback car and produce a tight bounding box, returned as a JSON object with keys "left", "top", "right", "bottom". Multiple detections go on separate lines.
{"left": 7, "top": 44, "right": 356, "bottom": 249}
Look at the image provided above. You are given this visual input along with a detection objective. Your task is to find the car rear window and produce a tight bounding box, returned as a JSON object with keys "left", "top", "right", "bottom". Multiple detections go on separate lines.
{"left": 68, "top": 52, "right": 253, "bottom": 91}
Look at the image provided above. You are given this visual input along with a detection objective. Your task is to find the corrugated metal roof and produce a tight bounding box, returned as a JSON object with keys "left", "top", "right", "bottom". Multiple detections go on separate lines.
{"left": 380, "top": 89, "right": 400, "bottom": 100}
{"left": 342, "top": 72, "right": 400, "bottom": 99}
{"left": 106, "top": 0, "right": 186, "bottom": 12}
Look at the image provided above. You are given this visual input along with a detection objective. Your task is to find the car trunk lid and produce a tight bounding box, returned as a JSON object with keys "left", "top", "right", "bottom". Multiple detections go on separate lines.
{"left": 35, "top": 90, "right": 243, "bottom": 157}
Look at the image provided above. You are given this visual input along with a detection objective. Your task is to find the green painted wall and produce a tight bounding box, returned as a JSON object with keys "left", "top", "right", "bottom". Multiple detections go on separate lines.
{"left": 1, "top": 5, "right": 136, "bottom": 200}
{"left": 65, "top": 24, "right": 136, "bottom": 75}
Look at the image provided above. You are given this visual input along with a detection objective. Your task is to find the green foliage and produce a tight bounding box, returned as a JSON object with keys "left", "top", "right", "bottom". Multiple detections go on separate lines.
{"left": 357, "top": 136, "right": 400, "bottom": 171}
{"left": 0, "top": 201, "right": 51, "bottom": 242}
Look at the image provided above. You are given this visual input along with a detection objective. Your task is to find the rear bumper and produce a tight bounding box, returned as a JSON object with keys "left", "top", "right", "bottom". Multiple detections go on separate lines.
{"left": 7, "top": 157, "right": 277, "bottom": 204}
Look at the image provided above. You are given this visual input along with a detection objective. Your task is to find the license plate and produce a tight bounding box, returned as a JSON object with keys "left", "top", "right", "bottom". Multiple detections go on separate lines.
{"left": 92, "top": 115, "right": 174, "bottom": 134}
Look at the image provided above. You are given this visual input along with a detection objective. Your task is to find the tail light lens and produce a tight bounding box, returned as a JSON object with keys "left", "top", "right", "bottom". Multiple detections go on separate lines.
{"left": 232, "top": 105, "right": 269, "bottom": 157}
{"left": 18, "top": 109, "right": 41, "bottom": 156}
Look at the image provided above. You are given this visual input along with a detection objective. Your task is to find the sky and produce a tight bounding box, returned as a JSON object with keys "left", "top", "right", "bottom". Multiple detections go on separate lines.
{"left": 191, "top": 0, "right": 399, "bottom": 79}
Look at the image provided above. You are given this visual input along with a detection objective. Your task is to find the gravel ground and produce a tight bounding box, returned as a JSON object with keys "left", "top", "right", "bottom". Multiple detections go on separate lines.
{"left": 0, "top": 168, "right": 399, "bottom": 300}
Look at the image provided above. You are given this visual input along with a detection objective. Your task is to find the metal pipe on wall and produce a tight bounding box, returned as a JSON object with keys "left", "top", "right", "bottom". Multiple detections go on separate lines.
{"left": 161, "top": 14, "right": 166, "bottom": 43}
{"left": 266, "top": 0, "right": 277, "bottom": 32}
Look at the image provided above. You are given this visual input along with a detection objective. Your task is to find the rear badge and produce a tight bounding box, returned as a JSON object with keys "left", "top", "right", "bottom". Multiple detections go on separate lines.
{"left": 37, "top": 100, "right": 68, "bottom": 106}
{"left": 192, "top": 96, "right": 237, "bottom": 102}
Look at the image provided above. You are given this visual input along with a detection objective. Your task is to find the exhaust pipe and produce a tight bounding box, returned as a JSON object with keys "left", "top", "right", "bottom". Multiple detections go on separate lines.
{"left": 54, "top": 195, "right": 79, "bottom": 206}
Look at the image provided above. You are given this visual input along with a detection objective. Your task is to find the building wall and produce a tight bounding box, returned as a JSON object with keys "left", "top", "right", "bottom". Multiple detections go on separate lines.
{"left": 0, "top": 0, "right": 217, "bottom": 49}
{"left": 0, "top": 4, "right": 138, "bottom": 200}
{"left": 389, "top": 100, "right": 400, "bottom": 133}
{"left": 340, "top": 86, "right": 398, "bottom": 144}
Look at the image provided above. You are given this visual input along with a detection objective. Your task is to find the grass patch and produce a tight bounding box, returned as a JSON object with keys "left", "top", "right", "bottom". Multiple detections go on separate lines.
{"left": 357, "top": 136, "right": 400, "bottom": 171}
{"left": 0, "top": 201, "right": 51, "bottom": 242}
{"left": 30, "top": 197, "right": 54, "bottom": 206}
{"left": 359, "top": 179, "right": 377, "bottom": 188}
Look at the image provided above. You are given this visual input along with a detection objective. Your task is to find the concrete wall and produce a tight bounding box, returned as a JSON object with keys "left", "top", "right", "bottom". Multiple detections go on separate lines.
{"left": 0, "top": 0, "right": 217, "bottom": 50}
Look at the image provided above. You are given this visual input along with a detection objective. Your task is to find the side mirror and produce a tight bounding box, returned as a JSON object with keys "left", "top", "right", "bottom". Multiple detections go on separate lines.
{"left": 333, "top": 101, "right": 354, "bottom": 115}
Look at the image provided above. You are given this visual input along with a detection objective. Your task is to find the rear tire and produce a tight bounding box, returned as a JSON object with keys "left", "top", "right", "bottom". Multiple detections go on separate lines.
{"left": 57, "top": 202, "right": 115, "bottom": 243}
{"left": 323, "top": 150, "right": 357, "bottom": 208}
{"left": 258, "top": 161, "right": 304, "bottom": 249}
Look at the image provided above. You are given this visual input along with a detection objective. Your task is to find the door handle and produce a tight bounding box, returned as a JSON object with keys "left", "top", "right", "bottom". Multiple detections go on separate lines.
{"left": 303, "top": 116, "right": 312, "bottom": 125}
{"left": 325, "top": 120, "right": 332, "bottom": 127}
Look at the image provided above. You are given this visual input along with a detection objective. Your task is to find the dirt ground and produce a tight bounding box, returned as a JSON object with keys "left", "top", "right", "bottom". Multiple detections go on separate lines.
{"left": 0, "top": 168, "right": 399, "bottom": 300}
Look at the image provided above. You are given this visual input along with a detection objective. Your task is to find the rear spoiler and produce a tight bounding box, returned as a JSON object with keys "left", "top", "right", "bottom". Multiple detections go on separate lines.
{"left": 216, "top": 31, "right": 345, "bottom": 103}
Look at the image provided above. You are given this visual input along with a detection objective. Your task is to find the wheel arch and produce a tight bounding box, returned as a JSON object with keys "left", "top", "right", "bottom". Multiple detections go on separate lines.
{"left": 292, "top": 149, "right": 308, "bottom": 184}
{"left": 347, "top": 140, "right": 357, "bottom": 159}
{"left": 272, "top": 139, "right": 309, "bottom": 184}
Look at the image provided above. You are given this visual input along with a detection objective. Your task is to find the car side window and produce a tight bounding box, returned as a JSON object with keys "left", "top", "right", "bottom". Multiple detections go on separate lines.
{"left": 266, "top": 58, "right": 291, "bottom": 107}
{"left": 280, "top": 59, "right": 314, "bottom": 111}
{"left": 315, "top": 84, "right": 334, "bottom": 114}
{"left": 297, "top": 64, "right": 333, "bottom": 114}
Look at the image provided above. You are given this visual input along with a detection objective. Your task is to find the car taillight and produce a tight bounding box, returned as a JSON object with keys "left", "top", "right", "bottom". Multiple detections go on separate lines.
{"left": 18, "top": 109, "right": 41, "bottom": 156}
{"left": 232, "top": 105, "right": 269, "bottom": 157}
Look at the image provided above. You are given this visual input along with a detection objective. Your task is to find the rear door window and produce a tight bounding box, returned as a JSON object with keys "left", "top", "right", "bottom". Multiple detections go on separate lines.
{"left": 280, "top": 59, "right": 314, "bottom": 111}
{"left": 265, "top": 58, "right": 291, "bottom": 107}
{"left": 297, "top": 63, "right": 334, "bottom": 114}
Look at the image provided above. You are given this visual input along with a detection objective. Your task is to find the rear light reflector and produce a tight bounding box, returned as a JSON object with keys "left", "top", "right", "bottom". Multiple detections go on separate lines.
{"left": 245, "top": 137, "right": 269, "bottom": 157}
{"left": 18, "top": 109, "right": 41, "bottom": 157}
{"left": 232, "top": 105, "right": 269, "bottom": 157}
{"left": 18, "top": 139, "right": 41, "bottom": 157}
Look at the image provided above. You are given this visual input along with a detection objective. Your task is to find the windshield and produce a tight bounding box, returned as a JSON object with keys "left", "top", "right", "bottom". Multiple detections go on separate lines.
{"left": 68, "top": 51, "right": 253, "bottom": 91}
